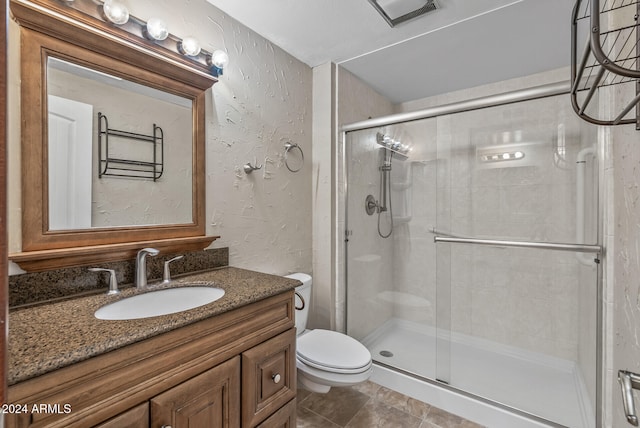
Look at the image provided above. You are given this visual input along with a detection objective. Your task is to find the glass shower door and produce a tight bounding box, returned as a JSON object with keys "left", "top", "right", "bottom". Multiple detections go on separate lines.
{"left": 434, "top": 94, "right": 599, "bottom": 428}
{"left": 345, "top": 119, "right": 440, "bottom": 382}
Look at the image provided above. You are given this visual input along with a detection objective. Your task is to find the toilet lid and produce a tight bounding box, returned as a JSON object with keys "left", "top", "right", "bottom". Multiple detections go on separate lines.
{"left": 297, "top": 329, "right": 372, "bottom": 373}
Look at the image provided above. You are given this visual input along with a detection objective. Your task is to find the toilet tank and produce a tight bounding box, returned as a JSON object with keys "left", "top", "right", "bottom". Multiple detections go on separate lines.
{"left": 285, "top": 273, "right": 311, "bottom": 333}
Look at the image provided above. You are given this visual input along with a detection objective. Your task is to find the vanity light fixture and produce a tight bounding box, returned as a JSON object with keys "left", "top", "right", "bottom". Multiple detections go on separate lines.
{"left": 179, "top": 37, "right": 202, "bottom": 57}
{"left": 101, "top": 0, "right": 129, "bottom": 25}
{"left": 51, "top": 0, "right": 229, "bottom": 78}
{"left": 208, "top": 49, "right": 229, "bottom": 75}
{"left": 144, "top": 17, "right": 169, "bottom": 41}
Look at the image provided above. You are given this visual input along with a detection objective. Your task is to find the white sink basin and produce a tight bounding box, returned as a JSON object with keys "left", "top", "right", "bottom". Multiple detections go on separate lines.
{"left": 94, "top": 286, "right": 225, "bottom": 320}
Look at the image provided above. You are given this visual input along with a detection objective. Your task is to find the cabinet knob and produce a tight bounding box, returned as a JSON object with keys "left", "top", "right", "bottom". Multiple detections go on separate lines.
{"left": 272, "top": 373, "right": 281, "bottom": 384}
{"left": 161, "top": 426, "right": 172, "bottom": 428}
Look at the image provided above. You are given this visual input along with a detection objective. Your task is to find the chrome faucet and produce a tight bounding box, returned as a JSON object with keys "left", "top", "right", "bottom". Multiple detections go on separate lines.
{"left": 88, "top": 268, "right": 120, "bottom": 295}
{"left": 163, "top": 255, "right": 184, "bottom": 283}
{"left": 135, "top": 247, "right": 159, "bottom": 289}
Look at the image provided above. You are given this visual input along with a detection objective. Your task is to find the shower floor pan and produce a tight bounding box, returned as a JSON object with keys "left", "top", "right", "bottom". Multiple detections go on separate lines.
{"left": 362, "top": 319, "right": 594, "bottom": 428}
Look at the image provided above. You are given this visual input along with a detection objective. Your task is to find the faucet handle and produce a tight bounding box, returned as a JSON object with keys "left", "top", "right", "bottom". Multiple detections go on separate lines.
{"left": 163, "top": 255, "right": 184, "bottom": 282}
{"left": 88, "top": 268, "right": 120, "bottom": 295}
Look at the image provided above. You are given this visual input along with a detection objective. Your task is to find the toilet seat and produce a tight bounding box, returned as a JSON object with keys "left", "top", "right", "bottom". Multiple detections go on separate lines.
{"left": 297, "top": 329, "right": 372, "bottom": 374}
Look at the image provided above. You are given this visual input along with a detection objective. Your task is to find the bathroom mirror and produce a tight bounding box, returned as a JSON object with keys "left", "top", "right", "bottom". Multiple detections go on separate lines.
{"left": 46, "top": 57, "right": 194, "bottom": 230}
{"left": 10, "top": 0, "right": 217, "bottom": 269}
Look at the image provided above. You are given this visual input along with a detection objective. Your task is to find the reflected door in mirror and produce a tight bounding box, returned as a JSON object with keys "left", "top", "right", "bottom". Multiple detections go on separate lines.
{"left": 48, "top": 95, "right": 93, "bottom": 230}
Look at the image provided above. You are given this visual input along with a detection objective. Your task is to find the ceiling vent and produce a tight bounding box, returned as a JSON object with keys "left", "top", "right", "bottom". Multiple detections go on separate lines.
{"left": 368, "top": 0, "right": 439, "bottom": 27}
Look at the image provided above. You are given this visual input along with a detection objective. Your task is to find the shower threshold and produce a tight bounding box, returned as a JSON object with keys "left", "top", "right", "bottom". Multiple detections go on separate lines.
{"left": 361, "top": 319, "right": 594, "bottom": 428}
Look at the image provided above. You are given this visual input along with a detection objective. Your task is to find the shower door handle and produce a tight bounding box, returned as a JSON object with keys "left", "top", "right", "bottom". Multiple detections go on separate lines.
{"left": 619, "top": 370, "right": 640, "bottom": 426}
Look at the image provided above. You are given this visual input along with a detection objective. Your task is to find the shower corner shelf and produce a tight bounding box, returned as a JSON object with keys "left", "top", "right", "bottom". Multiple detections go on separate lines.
{"left": 571, "top": 0, "right": 640, "bottom": 128}
{"left": 394, "top": 216, "right": 412, "bottom": 224}
{"left": 98, "top": 112, "right": 164, "bottom": 181}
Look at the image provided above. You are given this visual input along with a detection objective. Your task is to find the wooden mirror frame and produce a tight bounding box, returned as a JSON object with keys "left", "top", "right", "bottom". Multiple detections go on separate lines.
{"left": 9, "top": 0, "right": 218, "bottom": 271}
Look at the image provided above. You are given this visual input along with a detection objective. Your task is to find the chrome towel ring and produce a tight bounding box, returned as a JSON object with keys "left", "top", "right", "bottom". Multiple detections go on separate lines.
{"left": 284, "top": 142, "right": 304, "bottom": 173}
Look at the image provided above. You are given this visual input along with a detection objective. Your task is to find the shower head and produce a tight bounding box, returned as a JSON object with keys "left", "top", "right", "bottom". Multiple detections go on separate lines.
{"left": 376, "top": 133, "right": 410, "bottom": 160}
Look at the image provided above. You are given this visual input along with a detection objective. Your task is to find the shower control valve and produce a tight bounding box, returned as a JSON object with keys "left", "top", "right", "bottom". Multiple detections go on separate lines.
{"left": 365, "top": 194, "right": 379, "bottom": 215}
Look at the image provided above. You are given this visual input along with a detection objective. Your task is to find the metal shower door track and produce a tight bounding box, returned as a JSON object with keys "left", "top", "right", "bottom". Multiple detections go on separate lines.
{"left": 340, "top": 81, "right": 570, "bottom": 133}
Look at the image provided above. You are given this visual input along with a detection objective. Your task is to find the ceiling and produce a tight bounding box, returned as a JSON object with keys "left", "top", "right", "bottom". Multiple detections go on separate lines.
{"left": 205, "top": 0, "right": 574, "bottom": 103}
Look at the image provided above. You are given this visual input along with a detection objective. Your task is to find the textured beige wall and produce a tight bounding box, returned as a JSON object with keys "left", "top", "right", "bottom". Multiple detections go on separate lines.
{"left": 8, "top": 0, "right": 313, "bottom": 277}
{"left": 128, "top": 0, "right": 314, "bottom": 275}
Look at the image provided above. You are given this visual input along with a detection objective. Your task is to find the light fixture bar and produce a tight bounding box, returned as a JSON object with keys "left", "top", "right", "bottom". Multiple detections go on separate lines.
{"left": 46, "top": 0, "right": 227, "bottom": 77}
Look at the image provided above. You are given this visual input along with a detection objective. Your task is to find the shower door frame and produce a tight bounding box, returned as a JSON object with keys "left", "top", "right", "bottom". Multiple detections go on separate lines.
{"left": 340, "top": 80, "right": 604, "bottom": 428}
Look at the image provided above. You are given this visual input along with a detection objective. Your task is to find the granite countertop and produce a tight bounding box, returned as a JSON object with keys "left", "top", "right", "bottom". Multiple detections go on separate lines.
{"left": 8, "top": 267, "right": 301, "bottom": 385}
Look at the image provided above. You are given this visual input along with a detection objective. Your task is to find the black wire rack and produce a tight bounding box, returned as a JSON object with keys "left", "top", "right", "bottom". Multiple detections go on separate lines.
{"left": 571, "top": 0, "right": 640, "bottom": 128}
{"left": 97, "top": 112, "right": 164, "bottom": 181}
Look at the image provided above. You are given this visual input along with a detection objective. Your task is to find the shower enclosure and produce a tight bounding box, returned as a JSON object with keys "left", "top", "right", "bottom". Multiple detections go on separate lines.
{"left": 342, "top": 85, "right": 601, "bottom": 428}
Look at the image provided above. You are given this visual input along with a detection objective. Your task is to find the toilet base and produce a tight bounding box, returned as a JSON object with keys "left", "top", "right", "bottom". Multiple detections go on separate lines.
{"left": 296, "top": 359, "right": 373, "bottom": 394}
{"left": 298, "top": 375, "right": 332, "bottom": 393}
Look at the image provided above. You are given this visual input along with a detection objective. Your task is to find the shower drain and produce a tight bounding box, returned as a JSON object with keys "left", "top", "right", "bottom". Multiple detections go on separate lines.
{"left": 379, "top": 350, "right": 394, "bottom": 358}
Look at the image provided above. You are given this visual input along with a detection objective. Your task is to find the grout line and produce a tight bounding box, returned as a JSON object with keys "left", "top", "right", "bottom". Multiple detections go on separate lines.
{"left": 342, "top": 396, "right": 373, "bottom": 427}
{"left": 298, "top": 405, "right": 342, "bottom": 427}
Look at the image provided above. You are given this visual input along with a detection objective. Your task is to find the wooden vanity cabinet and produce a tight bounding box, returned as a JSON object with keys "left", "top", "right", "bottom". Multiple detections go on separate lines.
{"left": 6, "top": 291, "right": 296, "bottom": 428}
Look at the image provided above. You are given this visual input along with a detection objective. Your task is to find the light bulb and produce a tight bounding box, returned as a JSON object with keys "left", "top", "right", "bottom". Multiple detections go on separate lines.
{"left": 102, "top": 0, "right": 129, "bottom": 25}
{"left": 179, "top": 37, "right": 201, "bottom": 57}
{"left": 145, "top": 17, "right": 169, "bottom": 41}
{"left": 209, "top": 50, "right": 229, "bottom": 69}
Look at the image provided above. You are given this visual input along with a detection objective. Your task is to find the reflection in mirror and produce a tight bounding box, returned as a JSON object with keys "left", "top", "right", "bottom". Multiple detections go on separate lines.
{"left": 47, "top": 57, "right": 193, "bottom": 231}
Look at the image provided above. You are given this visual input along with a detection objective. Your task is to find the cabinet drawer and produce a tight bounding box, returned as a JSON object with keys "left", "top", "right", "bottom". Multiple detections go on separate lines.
{"left": 255, "top": 399, "right": 296, "bottom": 428}
{"left": 242, "top": 329, "right": 296, "bottom": 428}
{"left": 93, "top": 403, "right": 149, "bottom": 428}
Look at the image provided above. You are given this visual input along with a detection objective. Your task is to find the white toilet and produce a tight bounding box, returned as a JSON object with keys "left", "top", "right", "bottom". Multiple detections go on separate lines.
{"left": 285, "top": 273, "right": 372, "bottom": 393}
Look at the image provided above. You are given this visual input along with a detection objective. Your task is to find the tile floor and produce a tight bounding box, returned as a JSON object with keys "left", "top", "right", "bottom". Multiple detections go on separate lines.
{"left": 296, "top": 381, "right": 485, "bottom": 428}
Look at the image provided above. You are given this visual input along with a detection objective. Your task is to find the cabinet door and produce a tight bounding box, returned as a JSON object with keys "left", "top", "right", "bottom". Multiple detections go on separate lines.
{"left": 151, "top": 356, "right": 241, "bottom": 428}
{"left": 93, "top": 403, "right": 149, "bottom": 428}
{"left": 242, "top": 329, "right": 296, "bottom": 428}
{"left": 255, "top": 399, "right": 296, "bottom": 428}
